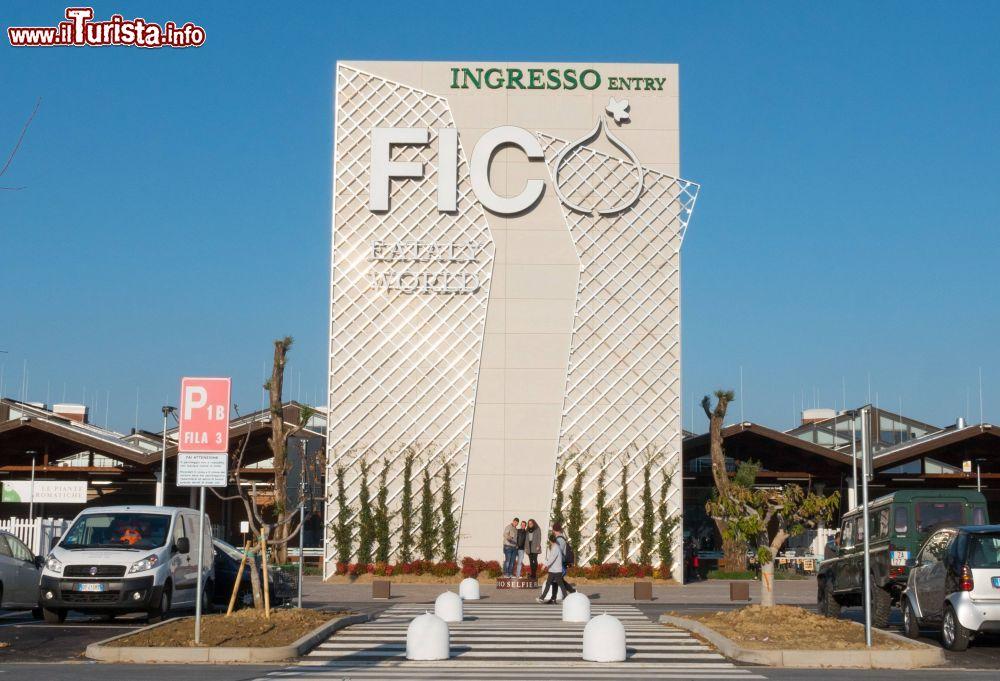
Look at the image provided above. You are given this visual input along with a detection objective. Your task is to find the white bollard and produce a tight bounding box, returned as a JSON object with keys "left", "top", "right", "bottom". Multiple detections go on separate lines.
{"left": 562, "top": 591, "right": 591, "bottom": 622}
{"left": 459, "top": 577, "right": 481, "bottom": 600}
{"left": 434, "top": 590, "right": 464, "bottom": 623}
{"left": 582, "top": 613, "right": 627, "bottom": 662}
{"left": 406, "top": 612, "right": 450, "bottom": 660}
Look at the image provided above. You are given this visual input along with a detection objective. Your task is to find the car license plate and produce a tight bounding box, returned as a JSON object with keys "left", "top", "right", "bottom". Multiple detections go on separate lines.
{"left": 890, "top": 550, "right": 910, "bottom": 567}
{"left": 75, "top": 582, "right": 106, "bottom": 592}
{"left": 992, "top": 577, "right": 1000, "bottom": 589}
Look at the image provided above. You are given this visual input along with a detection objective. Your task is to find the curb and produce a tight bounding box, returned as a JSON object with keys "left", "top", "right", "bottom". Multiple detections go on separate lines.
{"left": 85, "top": 612, "right": 369, "bottom": 663}
{"left": 659, "top": 614, "right": 946, "bottom": 669}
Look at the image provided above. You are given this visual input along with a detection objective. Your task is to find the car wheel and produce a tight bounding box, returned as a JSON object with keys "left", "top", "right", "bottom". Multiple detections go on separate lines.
{"left": 147, "top": 585, "right": 171, "bottom": 624}
{"left": 42, "top": 607, "right": 67, "bottom": 623}
{"left": 870, "top": 582, "right": 892, "bottom": 628}
{"left": 902, "top": 599, "right": 921, "bottom": 639}
{"left": 818, "top": 579, "right": 841, "bottom": 618}
{"left": 942, "top": 604, "right": 971, "bottom": 651}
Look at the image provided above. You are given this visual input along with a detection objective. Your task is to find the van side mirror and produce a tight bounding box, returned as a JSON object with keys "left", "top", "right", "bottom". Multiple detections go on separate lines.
{"left": 175, "top": 537, "right": 190, "bottom": 554}
{"left": 52, "top": 535, "right": 61, "bottom": 547}
{"left": 33, "top": 555, "right": 44, "bottom": 569}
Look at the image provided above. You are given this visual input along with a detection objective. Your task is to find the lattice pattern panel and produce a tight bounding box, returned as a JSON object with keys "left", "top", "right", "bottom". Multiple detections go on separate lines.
{"left": 539, "top": 131, "right": 699, "bottom": 566}
{"left": 325, "top": 65, "right": 495, "bottom": 576}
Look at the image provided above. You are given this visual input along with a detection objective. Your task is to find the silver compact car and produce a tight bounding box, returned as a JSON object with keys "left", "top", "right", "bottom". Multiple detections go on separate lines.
{"left": 0, "top": 531, "right": 43, "bottom": 613}
{"left": 902, "top": 525, "right": 1000, "bottom": 651}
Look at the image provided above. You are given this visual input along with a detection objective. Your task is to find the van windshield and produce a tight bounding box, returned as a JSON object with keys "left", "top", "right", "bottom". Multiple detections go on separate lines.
{"left": 60, "top": 513, "right": 171, "bottom": 550}
{"left": 914, "top": 502, "right": 964, "bottom": 532}
{"left": 968, "top": 534, "right": 1000, "bottom": 569}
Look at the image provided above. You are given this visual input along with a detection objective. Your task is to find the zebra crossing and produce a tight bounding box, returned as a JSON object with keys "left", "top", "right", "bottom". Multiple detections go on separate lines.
{"left": 254, "top": 602, "right": 767, "bottom": 679}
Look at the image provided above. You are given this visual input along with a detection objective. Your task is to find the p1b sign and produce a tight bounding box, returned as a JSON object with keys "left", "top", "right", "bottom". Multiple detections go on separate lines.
{"left": 178, "top": 377, "right": 231, "bottom": 453}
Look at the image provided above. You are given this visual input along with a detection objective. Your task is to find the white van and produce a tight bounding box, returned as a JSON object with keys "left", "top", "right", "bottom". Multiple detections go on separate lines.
{"left": 39, "top": 505, "right": 214, "bottom": 623}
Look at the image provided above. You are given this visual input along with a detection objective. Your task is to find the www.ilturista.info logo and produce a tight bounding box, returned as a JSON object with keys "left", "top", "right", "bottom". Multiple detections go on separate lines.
{"left": 7, "top": 7, "right": 205, "bottom": 48}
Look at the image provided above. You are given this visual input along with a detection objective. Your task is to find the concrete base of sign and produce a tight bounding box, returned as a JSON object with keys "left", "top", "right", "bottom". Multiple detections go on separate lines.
{"left": 459, "top": 577, "right": 481, "bottom": 600}
{"left": 582, "top": 613, "right": 627, "bottom": 662}
{"left": 85, "top": 613, "right": 368, "bottom": 663}
{"left": 434, "top": 591, "right": 464, "bottom": 622}
{"left": 406, "top": 612, "right": 450, "bottom": 660}
{"left": 562, "top": 592, "right": 590, "bottom": 622}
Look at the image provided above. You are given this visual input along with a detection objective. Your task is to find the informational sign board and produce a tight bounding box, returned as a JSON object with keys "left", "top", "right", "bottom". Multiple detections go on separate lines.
{"left": 176, "top": 452, "right": 228, "bottom": 487}
{"left": 1, "top": 480, "right": 87, "bottom": 503}
{"left": 177, "top": 377, "right": 231, "bottom": 488}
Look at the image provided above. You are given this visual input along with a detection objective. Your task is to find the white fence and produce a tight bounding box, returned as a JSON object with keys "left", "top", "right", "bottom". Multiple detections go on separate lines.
{"left": 0, "top": 517, "right": 72, "bottom": 556}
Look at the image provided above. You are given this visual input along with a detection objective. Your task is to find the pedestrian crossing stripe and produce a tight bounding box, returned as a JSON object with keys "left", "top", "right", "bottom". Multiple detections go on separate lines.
{"left": 252, "top": 603, "right": 767, "bottom": 680}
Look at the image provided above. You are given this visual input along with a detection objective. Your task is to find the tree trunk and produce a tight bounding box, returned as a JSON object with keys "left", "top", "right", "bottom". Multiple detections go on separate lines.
{"left": 760, "top": 559, "right": 775, "bottom": 607}
{"left": 703, "top": 392, "right": 746, "bottom": 570}
{"left": 268, "top": 339, "right": 290, "bottom": 564}
{"left": 722, "top": 535, "right": 748, "bottom": 572}
{"left": 248, "top": 547, "right": 263, "bottom": 610}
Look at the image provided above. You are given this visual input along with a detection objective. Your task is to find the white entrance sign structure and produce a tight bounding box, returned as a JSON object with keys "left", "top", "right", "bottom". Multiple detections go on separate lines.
{"left": 177, "top": 376, "right": 231, "bottom": 645}
{"left": 1, "top": 480, "right": 87, "bottom": 504}
{"left": 326, "top": 62, "right": 698, "bottom": 577}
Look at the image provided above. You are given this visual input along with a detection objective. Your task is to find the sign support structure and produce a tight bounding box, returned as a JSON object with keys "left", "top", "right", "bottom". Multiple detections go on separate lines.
{"left": 177, "top": 377, "right": 231, "bottom": 645}
{"left": 860, "top": 406, "right": 873, "bottom": 648}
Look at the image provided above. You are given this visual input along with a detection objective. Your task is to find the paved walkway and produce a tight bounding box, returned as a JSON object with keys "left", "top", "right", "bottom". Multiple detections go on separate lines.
{"left": 254, "top": 602, "right": 766, "bottom": 680}
{"left": 301, "top": 575, "right": 817, "bottom": 607}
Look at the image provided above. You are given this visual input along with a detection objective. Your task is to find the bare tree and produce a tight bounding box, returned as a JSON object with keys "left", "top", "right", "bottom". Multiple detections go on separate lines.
{"left": 1, "top": 98, "right": 41, "bottom": 191}
{"left": 701, "top": 390, "right": 748, "bottom": 571}
{"left": 207, "top": 336, "right": 320, "bottom": 611}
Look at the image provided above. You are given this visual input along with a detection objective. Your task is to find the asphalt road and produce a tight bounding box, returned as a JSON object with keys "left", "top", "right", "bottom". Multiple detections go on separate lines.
{"left": 2, "top": 600, "right": 999, "bottom": 678}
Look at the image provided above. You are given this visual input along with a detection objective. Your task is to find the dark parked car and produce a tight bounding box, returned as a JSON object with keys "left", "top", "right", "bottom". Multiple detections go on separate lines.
{"left": 818, "top": 489, "right": 989, "bottom": 627}
{"left": 212, "top": 539, "right": 294, "bottom": 608}
{"left": 901, "top": 525, "right": 1000, "bottom": 651}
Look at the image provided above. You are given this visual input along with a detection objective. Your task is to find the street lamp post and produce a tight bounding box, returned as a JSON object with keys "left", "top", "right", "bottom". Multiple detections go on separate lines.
{"left": 158, "top": 406, "right": 176, "bottom": 506}
{"left": 860, "top": 406, "right": 873, "bottom": 648}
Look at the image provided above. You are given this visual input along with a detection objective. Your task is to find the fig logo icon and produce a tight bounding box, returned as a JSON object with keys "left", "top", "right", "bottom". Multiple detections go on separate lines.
{"left": 551, "top": 97, "right": 644, "bottom": 215}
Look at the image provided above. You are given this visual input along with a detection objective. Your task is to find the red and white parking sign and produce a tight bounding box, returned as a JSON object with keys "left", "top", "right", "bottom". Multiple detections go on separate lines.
{"left": 178, "top": 377, "right": 231, "bottom": 453}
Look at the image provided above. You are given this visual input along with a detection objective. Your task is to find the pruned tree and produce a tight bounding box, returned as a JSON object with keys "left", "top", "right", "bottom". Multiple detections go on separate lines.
{"left": 264, "top": 336, "right": 316, "bottom": 563}
{"left": 701, "top": 390, "right": 747, "bottom": 571}
{"left": 439, "top": 461, "right": 457, "bottom": 561}
{"left": 207, "top": 336, "right": 321, "bottom": 611}
{"left": 706, "top": 461, "right": 839, "bottom": 606}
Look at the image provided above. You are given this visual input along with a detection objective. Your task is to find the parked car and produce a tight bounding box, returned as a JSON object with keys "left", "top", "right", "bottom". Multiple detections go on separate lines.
{"left": 39, "top": 505, "right": 214, "bottom": 623}
{"left": 0, "top": 531, "right": 43, "bottom": 614}
{"left": 817, "top": 489, "right": 989, "bottom": 626}
{"left": 901, "top": 525, "right": 1000, "bottom": 650}
{"left": 212, "top": 538, "right": 294, "bottom": 608}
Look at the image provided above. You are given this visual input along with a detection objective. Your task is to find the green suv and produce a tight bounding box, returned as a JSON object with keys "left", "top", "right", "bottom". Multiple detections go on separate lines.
{"left": 817, "top": 489, "right": 989, "bottom": 627}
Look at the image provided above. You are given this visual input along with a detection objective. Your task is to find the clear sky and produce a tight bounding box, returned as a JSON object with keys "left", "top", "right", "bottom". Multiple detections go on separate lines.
{"left": 2, "top": 1, "right": 999, "bottom": 434}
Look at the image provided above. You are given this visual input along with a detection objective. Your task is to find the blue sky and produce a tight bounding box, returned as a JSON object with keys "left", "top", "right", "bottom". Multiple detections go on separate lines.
{"left": 2, "top": 1, "right": 998, "bottom": 434}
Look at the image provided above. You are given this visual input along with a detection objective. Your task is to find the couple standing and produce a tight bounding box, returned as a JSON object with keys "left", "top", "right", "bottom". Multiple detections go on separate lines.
{"left": 502, "top": 517, "right": 541, "bottom": 579}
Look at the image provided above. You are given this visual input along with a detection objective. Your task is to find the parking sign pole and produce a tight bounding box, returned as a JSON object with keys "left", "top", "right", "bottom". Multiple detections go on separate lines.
{"left": 195, "top": 485, "right": 206, "bottom": 644}
{"left": 860, "top": 406, "right": 873, "bottom": 648}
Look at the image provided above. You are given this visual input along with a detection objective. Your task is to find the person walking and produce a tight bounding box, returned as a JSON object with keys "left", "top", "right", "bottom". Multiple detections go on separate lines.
{"left": 514, "top": 520, "right": 528, "bottom": 577}
{"left": 536, "top": 533, "right": 565, "bottom": 603}
{"left": 525, "top": 518, "right": 542, "bottom": 580}
{"left": 502, "top": 517, "right": 519, "bottom": 577}
{"left": 552, "top": 521, "right": 576, "bottom": 595}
